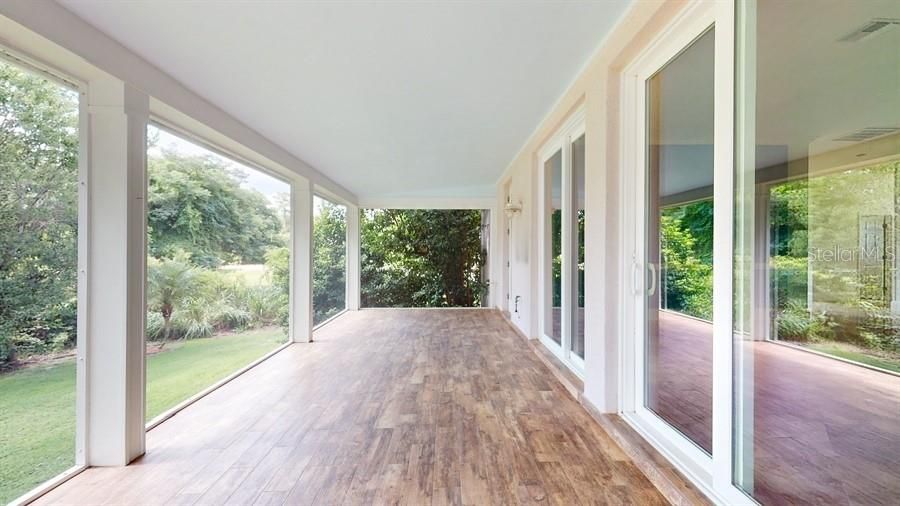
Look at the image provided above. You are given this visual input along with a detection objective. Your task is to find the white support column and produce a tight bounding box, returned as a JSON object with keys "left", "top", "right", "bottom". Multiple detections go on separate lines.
{"left": 346, "top": 203, "right": 361, "bottom": 311}
{"left": 290, "top": 180, "right": 314, "bottom": 342}
{"left": 84, "top": 79, "right": 148, "bottom": 466}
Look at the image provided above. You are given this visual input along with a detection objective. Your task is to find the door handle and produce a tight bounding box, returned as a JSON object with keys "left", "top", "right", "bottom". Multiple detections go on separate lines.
{"left": 648, "top": 263, "right": 657, "bottom": 297}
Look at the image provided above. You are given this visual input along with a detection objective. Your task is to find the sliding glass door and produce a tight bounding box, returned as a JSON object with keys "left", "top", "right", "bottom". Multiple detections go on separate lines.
{"left": 544, "top": 148, "right": 563, "bottom": 346}
{"left": 733, "top": 0, "right": 900, "bottom": 503}
{"left": 645, "top": 27, "right": 715, "bottom": 455}
{"left": 620, "top": 1, "right": 727, "bottom": 493}
{"left": 623, "top": 0, "right": 900, "bottom": 502}
{"left": 573, "top": 134, "right": 586, "bottom": 359}
{"left": 540, "top": 115, "right": 585, "bottom": 373}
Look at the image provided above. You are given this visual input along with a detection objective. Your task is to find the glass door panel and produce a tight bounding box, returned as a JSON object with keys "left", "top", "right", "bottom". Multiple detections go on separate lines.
{"left": 572, "top": 134, "right": 586, "bottom": 358}
{"left": 645, "top": 28, "right": 715, "bottom": 455}
{"left": 734, "top": 0, "right": 900, "bottom": 502}
{"left": 545, "top": 149, "right": 563, "bottom": 345}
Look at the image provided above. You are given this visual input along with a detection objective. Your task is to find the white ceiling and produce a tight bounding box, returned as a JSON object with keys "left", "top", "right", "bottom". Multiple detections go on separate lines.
{"left": 57, "top": 0, "right": 631, "bottom": 201}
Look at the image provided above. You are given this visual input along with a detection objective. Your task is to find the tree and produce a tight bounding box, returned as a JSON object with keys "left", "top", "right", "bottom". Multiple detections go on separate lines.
{"left": 660, "top": 202, "right": 713, "bottom": 320}
{"left": 360, "top": 209, "right": 486, "bottom": 308}
{"left": 313, "top": 200, "right": 347, "bottom": 324}
{"left": 0, "top": 61, "right": 79, "bottom": 365}
{"left": 147, "top": 152, "right": 284, "bottom": 267}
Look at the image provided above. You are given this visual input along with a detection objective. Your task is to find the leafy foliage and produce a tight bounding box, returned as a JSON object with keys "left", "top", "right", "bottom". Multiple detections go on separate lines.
{"left": 660, "top": 201, "right": 713, "bottom": 320}
{"left": 854, "top": 300, "right": 900, "bottom": 352}
{"left": 0, "top": 60, "right": 293, "bottom": 366}
{"left": 146, "top": 258, "right": 284, "bottom": 343}
{"left": 769, "top": 166, "right": 900, "bottom": 353}
{"left": 264, "top": 246, "right": 291, "bottom": 328}
{"left": 551, "top": 209, "right": 562, "bottom": 307}
{"left": 0, "top": 62, "right": 78, "bottom": 365}
{"left": 313, "top": 199, "right": 347, "bottom": 324}
{"left": 360, "top": 209, "right": 486, "bottom": 308}
{"left": 148, "top": 152, "right": 283, "bottom": 267}
{"left": 147, "top": 256, "right": 200, "bottom": 341}
{"left": 775, "top": 300, "right": 835, "bottom": 343}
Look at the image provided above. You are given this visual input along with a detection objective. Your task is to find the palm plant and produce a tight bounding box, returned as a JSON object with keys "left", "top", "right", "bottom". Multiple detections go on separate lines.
{"left": 147, "top": 257, "right": 200, "bottom": 343}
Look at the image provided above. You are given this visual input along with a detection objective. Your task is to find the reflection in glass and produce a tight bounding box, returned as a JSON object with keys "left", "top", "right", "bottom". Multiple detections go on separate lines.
{"left": 734, "top": 0, "right": 900, "bottom": 503}
{"left": 573, "top": 135, "right": 586, "bottom": 358}
{"left": 546, "top": 150, "right": 563, "bottom": 344}
{"left": 646, "top": 28, "right": 714, "bottom": 454}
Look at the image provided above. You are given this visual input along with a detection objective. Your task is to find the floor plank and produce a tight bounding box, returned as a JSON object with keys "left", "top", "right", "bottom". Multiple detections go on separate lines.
{"left": 35, "top": 309, "right": 667, "bottom": 506}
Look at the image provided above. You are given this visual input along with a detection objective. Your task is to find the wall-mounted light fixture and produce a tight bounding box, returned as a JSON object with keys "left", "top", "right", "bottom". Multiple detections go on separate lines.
{"left": 504, "top": 201, "right": 523, "bottom": 219}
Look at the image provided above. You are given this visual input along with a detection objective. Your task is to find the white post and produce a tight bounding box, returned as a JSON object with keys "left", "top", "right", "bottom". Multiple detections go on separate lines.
{"left": 84, "top": 79, "right": 148, "bottom": 466}
{"left": 346, "top": 203, "right": 361, "bottom": 311}
{"left": 290, "top": 180, "right": 314, "bottom": 342}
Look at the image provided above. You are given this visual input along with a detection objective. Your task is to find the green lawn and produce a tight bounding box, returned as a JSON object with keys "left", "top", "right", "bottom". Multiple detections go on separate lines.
{"left": 217, "top": 263, "right": 269, "bottom": 286}
{"left": 804, "top": 341, "right": 900, "bottom": 374}
{"left": 0, "top": 358, "right": 75, "bottom": 506}
{"left": 0, "top": 327, "right": 285, "bottom": 504}
{"left": 146, "top": 327, "right": 285, "bottom": 420}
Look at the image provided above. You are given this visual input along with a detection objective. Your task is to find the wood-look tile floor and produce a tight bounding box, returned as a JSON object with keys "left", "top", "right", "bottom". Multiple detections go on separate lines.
{"left": 653, "top": 311, "right": 900, "bottom": 506}
{"left": 36, "top": 309, "right": 667, "bottom": 506}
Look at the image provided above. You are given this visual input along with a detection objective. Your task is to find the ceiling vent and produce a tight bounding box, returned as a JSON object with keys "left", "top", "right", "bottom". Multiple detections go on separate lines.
{"left": 840, "top": 18, "right": 900, "bottom": 42}
{"left": 833, "top": 127, "right": 900, "bottom": 143}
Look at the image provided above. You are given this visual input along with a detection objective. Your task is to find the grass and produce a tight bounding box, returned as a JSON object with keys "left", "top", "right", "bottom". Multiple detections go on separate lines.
{"left": 0, "top": 359, "right": 75, "bottom": 505}
{"left": 803, "top": 341, "right": 900, "bottom": 374}
{"left": 0, "top": 327, "right": 285, "bottom": 504}
{"left": 146, "top": 327, "right": 285, "bottom": 420}
{"left": 217, "top": 263, "right": 269, "bottom": 286}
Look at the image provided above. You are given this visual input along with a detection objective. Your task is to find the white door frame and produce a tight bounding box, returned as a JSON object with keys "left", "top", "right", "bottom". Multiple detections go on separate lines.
{"left": 619, "top": 0, "right": 752, "bottom": 503}
{"left": 538, "top": 108, "right": 586, "bottom": 376}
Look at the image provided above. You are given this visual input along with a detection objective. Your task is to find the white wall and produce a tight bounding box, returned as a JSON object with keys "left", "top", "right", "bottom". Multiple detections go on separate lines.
{"left": 504, "top": 165, "right": 536, "bottom": 335}
{"left": 494, "top": 0, "right": 689, "bottom": 412}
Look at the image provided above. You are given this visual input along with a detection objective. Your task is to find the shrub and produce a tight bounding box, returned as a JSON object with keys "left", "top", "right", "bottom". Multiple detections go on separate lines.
{"left": 50, "top": 333, "right": 72, "bottom": 352}
{"left": 856, "top": 300, "right": 900, "bottom": 352}
{"left": 146, "top": 261, "right": 286, "bottom": 342}
{"left": 171, "top": 299, "right": 214, "bottom": 340}
{"left": 0, "top": 333, "right": 14, "bottom": 367}
{"left": 146, "top": 311, "right": 166, "bottom": 341}
{"left": 776, "top": 301, "right": 834, "bottom": 342}
{"left": 243, "top": 285, "right": 285, "bottom": 327}
{"left": 211, "top": 305, "right": 252, "bottom": 331}
{"left": 265, "top": 247, "right": 290, "bottom": 296}
{"left": 771, "top": 255, "right": 808, "bottom": 309}
{"left": 9, "top": 334, "right": 46, "bottom": 358}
